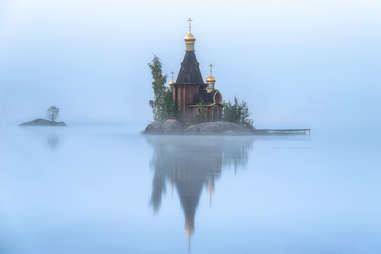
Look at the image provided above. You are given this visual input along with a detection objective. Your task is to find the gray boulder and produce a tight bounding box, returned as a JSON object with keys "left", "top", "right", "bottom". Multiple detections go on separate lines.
{"left": 144, "top": 119, "right": 183, "bottom": 134}
{"left": 20, "top": 119, "right": 66, "bottom": 127}
{"left": 161, "top": 119, "right": 184, "bottom": 134}
{"left": 184, "top": 121, "right": 252, "bottom": 135}
{"left": 144, "top": 121, "right": 162, "bottom": 134}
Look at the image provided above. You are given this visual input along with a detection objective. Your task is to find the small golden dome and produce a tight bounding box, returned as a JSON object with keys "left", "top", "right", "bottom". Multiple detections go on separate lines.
{"left": 206, "top": 64, "right": 216, "bottom": 84}
{"left": 184, "top": 32, "right": 195, "bottom": 40}
{"left": 206, "top": 75, "right": 216, "bottom": 84}
{"left": 184, "top": 18, "right": 196, "bottom": 51}
{"left": 169, "top": 72, "right": 175, "bottom": 86}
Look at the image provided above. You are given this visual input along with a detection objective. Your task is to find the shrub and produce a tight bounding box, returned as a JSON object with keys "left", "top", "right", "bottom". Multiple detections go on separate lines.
{"left": 223, "top": 97, "right": 254, "bottom": 129}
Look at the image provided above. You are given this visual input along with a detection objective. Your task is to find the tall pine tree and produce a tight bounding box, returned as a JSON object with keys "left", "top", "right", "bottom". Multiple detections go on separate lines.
{"left": 148, "top": 56, "right": 176, "bottom": 121}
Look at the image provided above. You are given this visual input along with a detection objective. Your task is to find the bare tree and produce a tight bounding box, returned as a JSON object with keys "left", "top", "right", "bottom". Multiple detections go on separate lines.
{"left": 47, "top": 106, "right": 59, "bottom": 122}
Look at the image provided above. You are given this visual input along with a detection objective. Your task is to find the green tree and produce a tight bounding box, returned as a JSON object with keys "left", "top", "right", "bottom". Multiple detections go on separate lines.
{"left": 148, "top": 56, "right": 177, "bottom": 121}
{"left": 223, "top": 97, "right": 254, "bottom": 129}
{"left": 47, "top": 106, "right": 59, "bottom": 122}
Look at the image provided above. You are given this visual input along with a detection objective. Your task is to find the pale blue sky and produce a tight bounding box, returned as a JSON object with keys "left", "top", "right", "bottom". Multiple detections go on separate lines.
{"left": 0, "top": 0, "right": 380, "bottom": 130}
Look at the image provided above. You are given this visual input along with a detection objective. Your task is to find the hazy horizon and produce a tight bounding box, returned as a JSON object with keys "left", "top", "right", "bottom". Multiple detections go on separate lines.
{"left": 1, "top": 0, "right": 380, "bottom": 131}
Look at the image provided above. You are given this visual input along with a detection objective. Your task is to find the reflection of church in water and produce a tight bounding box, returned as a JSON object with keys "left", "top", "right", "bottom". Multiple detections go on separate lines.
{"left": 146, "top": 136, "right": 253, "bottom": 249}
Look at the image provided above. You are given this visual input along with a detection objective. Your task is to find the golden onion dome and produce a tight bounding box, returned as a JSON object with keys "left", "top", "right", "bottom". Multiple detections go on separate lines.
{"left": 184, "top": 32, "right": 195, "bottom": 40}
{"left": 206, "top": 75, "right": 216, "bottom": 84}
{"left": 206, "top": 64, "right": 216, "bottom": 84}
{"left": 169, "top": 72, "right": 175, "bottom": 86}
{"left": 184, "top": 18, "right": 196, "bottom": 51}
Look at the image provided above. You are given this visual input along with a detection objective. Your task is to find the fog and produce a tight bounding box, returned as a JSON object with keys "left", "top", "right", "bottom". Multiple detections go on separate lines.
{"left": 1, "top": 0, "right": 380, "bottom": 131}
{"left": 1, "top": 2, "right": 381, "bottom": 253}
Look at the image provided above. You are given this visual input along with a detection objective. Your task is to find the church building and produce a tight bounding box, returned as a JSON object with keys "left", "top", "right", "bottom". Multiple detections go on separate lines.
{"left": 169, "top": 18, "right": 223, "bottom": 122}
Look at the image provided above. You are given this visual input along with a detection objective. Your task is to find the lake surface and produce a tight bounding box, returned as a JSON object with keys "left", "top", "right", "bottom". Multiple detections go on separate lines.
{"left": 0, "top": 125, "right": 380, "bottom": 254}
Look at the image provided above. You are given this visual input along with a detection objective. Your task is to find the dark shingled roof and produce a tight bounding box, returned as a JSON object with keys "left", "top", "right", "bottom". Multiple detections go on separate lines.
{"left": 176, "top": 51, "right": 204, "bottom": 84}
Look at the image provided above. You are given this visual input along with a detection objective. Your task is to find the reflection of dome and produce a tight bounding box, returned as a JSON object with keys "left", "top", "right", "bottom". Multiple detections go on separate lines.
{"left": 207, "top": 182, "right": 214, "bottom": 194}
{"left": 185, "top": 218, "right": 194, "bottom": 237}
{"left": 207, "top": 178, "right": 215, "bottom": 206}
{"left": 185, "top": 217, "right": 194, "bottom": 251}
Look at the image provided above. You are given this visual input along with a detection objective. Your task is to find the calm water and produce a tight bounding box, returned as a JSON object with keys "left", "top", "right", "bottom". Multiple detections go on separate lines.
{"left": 0, "top": 126, "right": 380, "bottom": 254}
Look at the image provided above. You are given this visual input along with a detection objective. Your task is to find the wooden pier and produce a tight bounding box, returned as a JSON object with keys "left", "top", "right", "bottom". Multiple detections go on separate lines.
{"left": 253, "top": 128, "right": 311, "bottom": 135}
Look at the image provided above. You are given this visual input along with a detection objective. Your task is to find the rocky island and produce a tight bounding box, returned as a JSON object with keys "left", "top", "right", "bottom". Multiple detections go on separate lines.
{"left": 144, "top": 120, "right": 250, "bottom": 135}
{"left": 20, "top": 118, "right": 66, "bottom": 127}
{"left": 20, "top": 106, "right": 66, "bottom": 127}
{"left": 144, "top": 120, "right": 309, "bottom": 136}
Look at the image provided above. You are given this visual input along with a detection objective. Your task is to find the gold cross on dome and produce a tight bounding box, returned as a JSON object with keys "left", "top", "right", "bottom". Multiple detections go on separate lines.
{"left": 209, "top": 64, "right": 213, "bottom": 75}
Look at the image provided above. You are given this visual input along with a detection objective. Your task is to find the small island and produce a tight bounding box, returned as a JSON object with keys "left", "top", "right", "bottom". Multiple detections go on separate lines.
{"left": 144, "top": 18, "right": 309, "bottom": 136}
{"left": 20, "top": 106, "right": 66, "bottom": 127}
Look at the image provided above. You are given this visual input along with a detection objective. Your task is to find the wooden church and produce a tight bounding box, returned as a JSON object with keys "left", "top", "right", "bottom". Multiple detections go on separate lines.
{"left": 169, "top": 18, "right": 223, "bottom": 122}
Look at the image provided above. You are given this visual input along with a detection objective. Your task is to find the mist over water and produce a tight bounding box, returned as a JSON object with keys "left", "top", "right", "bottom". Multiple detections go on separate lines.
{"left": 0, "top": 125, "right": 380, "bottom": 254}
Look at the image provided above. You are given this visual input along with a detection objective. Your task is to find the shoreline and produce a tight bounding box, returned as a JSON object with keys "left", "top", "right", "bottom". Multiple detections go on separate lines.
{"left": 143, "top": 120, "right": 310, "bottom": 136}
{"left": 142, "top": 130, "right": 310, "bottom": 136}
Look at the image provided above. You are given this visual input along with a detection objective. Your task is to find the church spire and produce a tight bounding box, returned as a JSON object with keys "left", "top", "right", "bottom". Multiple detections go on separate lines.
{"left": 176, "top": 18, "right": 204, "bottom": 84}
{"left": 184, "top": 17, "right": 196, "bottom": 51}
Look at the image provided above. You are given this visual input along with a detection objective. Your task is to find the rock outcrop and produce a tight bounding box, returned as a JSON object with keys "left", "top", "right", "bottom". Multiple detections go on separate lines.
{"left": 144, "top": 121, "right": 162, "bottom": 133}
{"left": 20, "top": 119, "right": 66, "bottom": 127}
{"left": 144, "top": 120, "right": 254, "bottom": 135}
{"left": 161, "top": 119, "right": 184, "bottom": 133}
{"left": 184, "top": 121, "right": 253, "bottom": 135}
{"left": 144, "top": 119, "right": 184, "bottom": 134}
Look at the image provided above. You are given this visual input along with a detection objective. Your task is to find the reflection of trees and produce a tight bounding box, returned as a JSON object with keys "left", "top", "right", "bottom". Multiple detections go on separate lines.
{"left": 146, "top": 136, "right": 254, "bottom": 247}
{"left": 46, "top": 133, "right": 60, "bottom": 149}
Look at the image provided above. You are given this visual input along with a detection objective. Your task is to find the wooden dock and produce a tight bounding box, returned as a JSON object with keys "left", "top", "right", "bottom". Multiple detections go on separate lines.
{"left": 253, "top": 128, "right": 311, "bottom": 135}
